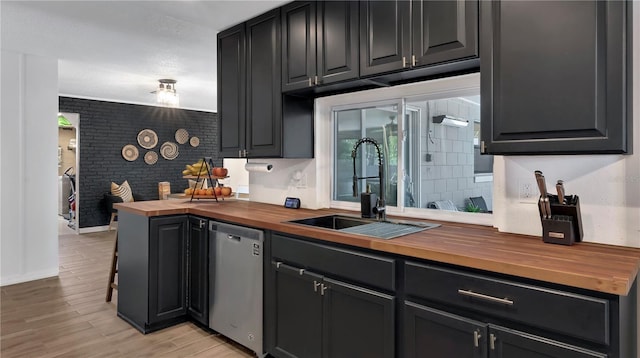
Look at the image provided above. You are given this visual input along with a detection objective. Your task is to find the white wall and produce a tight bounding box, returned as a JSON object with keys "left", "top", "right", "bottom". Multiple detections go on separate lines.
{"left": 1, "top": 50, "right": 59, "bottom": 286}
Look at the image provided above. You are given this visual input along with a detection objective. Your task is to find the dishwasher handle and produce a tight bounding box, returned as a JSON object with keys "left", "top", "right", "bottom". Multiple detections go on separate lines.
{"left": 226, "top": 234, "right": 241, "bottom": 242}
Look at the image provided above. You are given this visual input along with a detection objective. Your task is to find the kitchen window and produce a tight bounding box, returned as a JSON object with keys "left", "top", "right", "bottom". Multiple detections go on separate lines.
{"left": 323, "top": 73, "right": 493, "bottom": 222}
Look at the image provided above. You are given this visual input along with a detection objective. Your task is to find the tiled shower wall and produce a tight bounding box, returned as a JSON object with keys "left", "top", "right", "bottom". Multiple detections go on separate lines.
{"left": 419, "top": 98, "right": 493, "bottom": 211}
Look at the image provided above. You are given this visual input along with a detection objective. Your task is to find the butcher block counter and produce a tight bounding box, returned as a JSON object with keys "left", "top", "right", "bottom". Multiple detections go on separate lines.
{"left": 115, "top": 200, "right": 640, "bottom": 296}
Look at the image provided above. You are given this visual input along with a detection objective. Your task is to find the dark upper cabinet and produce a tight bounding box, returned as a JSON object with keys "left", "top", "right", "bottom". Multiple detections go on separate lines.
{"left": 246, "top": 9, "right": 282, "bottom": 158}
{"left": 218, "top": 8, "right": 313, "bottom": 158}
{"left": 281, "top": 1, "right": 317, "bottom": 92}
{"left": 217, "top": 24, "right": 245, "bottom": 158}
{"left": 187, "top": 216, "right": 208, "bottom": 326}
{"left": 480, "top": 0, "right": 632, "bottom": 155}
{"left": 359, "top": 1, "right": 410, "bottom": 77}
{"left": 217, "top": 9, "right": 282, "bottom": 158}
{"left": 148, "top": 216, "right": 188, "bottom": 325}
{"left": 282, "top": 1, "right": 359, "bottom": 92}
{"left": 360, "top": 0, "right": 478, "bottom": 77}
{"left": 412, "top": 0, "right": 479, "bottom": 67}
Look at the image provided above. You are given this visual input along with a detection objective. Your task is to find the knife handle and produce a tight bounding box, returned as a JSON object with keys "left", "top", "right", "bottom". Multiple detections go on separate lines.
{"left": 556, "top": 180, "right": 565, "bottom": 204}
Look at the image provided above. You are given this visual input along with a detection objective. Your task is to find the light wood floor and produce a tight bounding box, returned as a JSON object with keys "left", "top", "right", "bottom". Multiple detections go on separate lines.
{"left": 1, "top": 219, "right": 254, "bottom": 358}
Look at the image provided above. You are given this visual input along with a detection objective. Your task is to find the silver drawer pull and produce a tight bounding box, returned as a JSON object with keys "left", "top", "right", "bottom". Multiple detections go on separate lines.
{"left": 458, "top": 289, "right": 514, "bottom": 306}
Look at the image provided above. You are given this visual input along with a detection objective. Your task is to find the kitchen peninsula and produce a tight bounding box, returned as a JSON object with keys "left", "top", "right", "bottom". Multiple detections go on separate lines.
{"left": 115, "top": 200, "right": 640, "bottom": 358}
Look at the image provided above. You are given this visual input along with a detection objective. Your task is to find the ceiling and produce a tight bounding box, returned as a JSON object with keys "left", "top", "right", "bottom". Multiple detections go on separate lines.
{"left": 1, "top": 0, "right": 289, "bottom": 112}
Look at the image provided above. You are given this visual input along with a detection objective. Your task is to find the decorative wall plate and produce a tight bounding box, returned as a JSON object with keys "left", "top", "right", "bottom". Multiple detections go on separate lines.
{"left": 137, "top": 129, "right": 158, "bottom": 149}
{"left": 190, "top": 136, "right": 200, "bottom": 147}
{"left": 160, "top": 141, "right": 179, "bottom": 160}
{"left": 121, "top": 144, "right": 139, "bottom": 161}
{"left": 144, "top": 151, "right": 158, "bottom": 165}
{"left": 175, "top": 129, "right": 189, "bottom": 144}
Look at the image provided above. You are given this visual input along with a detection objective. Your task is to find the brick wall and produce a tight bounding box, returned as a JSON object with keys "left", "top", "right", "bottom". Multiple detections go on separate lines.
{"left": 59, "top": 97, "right": 219, "bottom": 228}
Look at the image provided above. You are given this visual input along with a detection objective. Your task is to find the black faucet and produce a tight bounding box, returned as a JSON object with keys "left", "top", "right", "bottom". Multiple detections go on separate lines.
{"left": 351, "top": 137, "right": 386, "bottom": 221}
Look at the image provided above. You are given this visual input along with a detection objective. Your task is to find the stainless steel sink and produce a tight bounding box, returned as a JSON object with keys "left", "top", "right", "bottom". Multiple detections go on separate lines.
{"left": 287, "top": 215, "right": 440, "bottom": 240}
{"left": 288, "top": 215, "right": 371, "bottom": 230}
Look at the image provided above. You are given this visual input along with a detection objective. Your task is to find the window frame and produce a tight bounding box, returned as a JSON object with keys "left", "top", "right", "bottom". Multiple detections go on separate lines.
{"left": 316, "top": 72, "right": 493, "bottom": 227}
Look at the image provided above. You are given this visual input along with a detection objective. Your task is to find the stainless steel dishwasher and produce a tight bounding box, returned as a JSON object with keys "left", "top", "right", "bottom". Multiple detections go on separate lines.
{"left": 208, "top": 221, "right": 264, "bottom": 357}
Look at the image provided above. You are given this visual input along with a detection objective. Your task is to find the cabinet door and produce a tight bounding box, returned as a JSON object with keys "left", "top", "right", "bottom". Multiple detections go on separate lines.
{"left": 149, "top": 216, "right": 188, "bottom": 324}
{"left": 317, "top": 1, "right": 359, "bottom": 85}
{"left": 271, "top": 262, "right": 323, "bottom": 358}
{"left": 217, "top": 23, "right": 246, "bottom": 158}
{"left": 322, "top": 278, "right": 395, "bottom": 358}
{"left": 246, "top": 9, "right": 282, "bottom": 158}
{"left": 489, "top": 325, "right": 607, "bottom": 358}
{"left": 281, "top": 1, "right": 316, "bottom": 92}
{"left": 359, "top": 0, "right": 411, "bottom": 77}
{"left": 187, "top": 216, "right": 208, "bottom": 326}
{"left": 411, "top": 0, "right": 478, "bottom": 67}
{"left": 480, "top": 0, "right": 630, "bottom": 154}
{"left": 405, "top": 302, "right": 487, "bottom": 358}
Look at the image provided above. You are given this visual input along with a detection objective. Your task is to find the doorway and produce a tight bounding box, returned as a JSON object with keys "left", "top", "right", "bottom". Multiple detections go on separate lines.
{"left": 58, "top": 112, "right": 79, "bottom": 234}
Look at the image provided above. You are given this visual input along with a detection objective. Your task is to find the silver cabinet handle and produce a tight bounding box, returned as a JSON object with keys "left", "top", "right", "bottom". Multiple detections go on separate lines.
{"left": 411, "top": 54, "right": 416, "bottom": 67}
{"left": 402, "top": 56, "right": 407, "bottom": 68}
{"left": 458, "top": 289, "right": 514, "bottom": 306}
{"left": 199, "top": 220, "right": 206, "bottom": 229}
{"left": 308, "top": 77, "right": 313, "bottom": 87}
{"left": 320, "top": 283, "right": 328, "bottom": 296}
{"left": 275, "top": 262, "right": 282, "bottom": 269}
{"left": 313, "top": 280, "right": 321, "bottom": 292}
{"left": 314, "top": 76, "right": 318, "bottom": 85}
{"left": 473, "top": 330, "right": 481, "bottom": 347}
{"left": 490, "top": 333, "right": 497, "bottom": 350}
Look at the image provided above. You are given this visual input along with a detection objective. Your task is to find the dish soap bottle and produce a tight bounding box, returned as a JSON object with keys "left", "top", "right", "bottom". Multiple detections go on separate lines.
{"left": 360, "top": 184, "right": 377, "bottom": 219}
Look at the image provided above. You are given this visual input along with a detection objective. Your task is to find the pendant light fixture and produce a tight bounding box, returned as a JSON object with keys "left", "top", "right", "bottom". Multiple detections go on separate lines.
{"left": 156, "top": 79, "right": 179, "bottom": 107}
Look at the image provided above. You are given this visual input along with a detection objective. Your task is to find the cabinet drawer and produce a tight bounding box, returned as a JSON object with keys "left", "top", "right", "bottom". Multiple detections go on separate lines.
{"left": 405, "top": 262, "right": 609, "bottom": 345}
{"left": 272, "top": 234, "right": 395, "bottom": 291}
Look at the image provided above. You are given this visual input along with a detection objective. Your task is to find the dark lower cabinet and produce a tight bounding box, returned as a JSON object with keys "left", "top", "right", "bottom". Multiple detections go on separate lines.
{"left": 405, "top": 302, "right": 487, "bottom": 358}
{"left": 270, "top": 261, "right": 395, "bottom": 358}
{"left": 118, "top": 212, "right": 189, "bottom": 333}
{"left": 148, "top": 216, "right": 188, "bottom": 325}
{"left": 480, "top": 0, "right": 632, "bottom": 154}
{"left": 322, "top": 278, "right": 395, "bottom": 358}
{"left": 490, "top": 325, "right": 607, "bottom": 358}
{"left": 405, "top": 302, "right": 606, "bottom": 358}
{"left": 272, "top": 262, "right": 323, "bottom": 358}
{"left": 187, "top": 216, "right": 208, "bottom": 326}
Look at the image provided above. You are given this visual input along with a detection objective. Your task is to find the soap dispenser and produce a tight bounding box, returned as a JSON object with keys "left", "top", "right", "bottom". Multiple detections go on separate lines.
{"left": 360, "top": 184, "right": 377, "bottom": 219}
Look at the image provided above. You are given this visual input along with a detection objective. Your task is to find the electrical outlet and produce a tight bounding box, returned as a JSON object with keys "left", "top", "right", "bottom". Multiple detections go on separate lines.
{"left": 518, "top": 180, "right": 536, "bottom": 201}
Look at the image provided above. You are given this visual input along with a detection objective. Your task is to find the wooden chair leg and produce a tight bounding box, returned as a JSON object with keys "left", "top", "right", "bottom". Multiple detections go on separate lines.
{"left": 106, "top": 233, "right": 118, "bottom": 302}
{"left": 108, "top": 213, "right": 117, "bottom": 231}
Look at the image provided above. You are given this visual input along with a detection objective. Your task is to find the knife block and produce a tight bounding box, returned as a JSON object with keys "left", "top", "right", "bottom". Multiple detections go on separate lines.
{"left": 539, "top": 195, "right": 583, "bottom": 245}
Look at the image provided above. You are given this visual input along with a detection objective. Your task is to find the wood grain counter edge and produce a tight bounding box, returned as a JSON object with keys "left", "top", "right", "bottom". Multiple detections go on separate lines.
{"left": 115, "top": 200, "right": 640, "bottom": 296}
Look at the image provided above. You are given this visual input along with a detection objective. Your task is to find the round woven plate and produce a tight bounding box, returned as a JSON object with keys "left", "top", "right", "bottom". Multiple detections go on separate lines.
{"left": 175, "top": 129, "right": 189, "bottom": 144}
{"left": 160, "top": 141, "right": 179, "bottom": 160}
{"left": 190, "top": 136, "right": 200, "bottom": 147}
{"left": 144, "top": 151, "right": 158, "bottom": 165}
{"left": 137, "top": 129, "right": 158, "bottom": 149}
{"left": 121, "top": 144, "right": 139, "bottom": 161}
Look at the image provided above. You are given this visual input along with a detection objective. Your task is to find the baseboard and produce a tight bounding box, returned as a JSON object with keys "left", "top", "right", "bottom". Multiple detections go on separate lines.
{"left": 78, "top": 225, "right": 113, "bottom": 234}
{"left": 0, "top": 268, "right": 59, "bottom": 287}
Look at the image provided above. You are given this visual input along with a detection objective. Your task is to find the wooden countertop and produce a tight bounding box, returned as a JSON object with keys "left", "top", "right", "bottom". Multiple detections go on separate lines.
{"left": 115, "top": 200, "right": 640, "bottom": 296}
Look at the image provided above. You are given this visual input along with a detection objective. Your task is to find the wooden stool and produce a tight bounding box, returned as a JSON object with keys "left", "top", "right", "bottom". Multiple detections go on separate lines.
{"left": 106, "top": 231, "right": 118, "bottom": 302}
{"left": 108, "top": 212, "right": 118, "bottom": 231}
